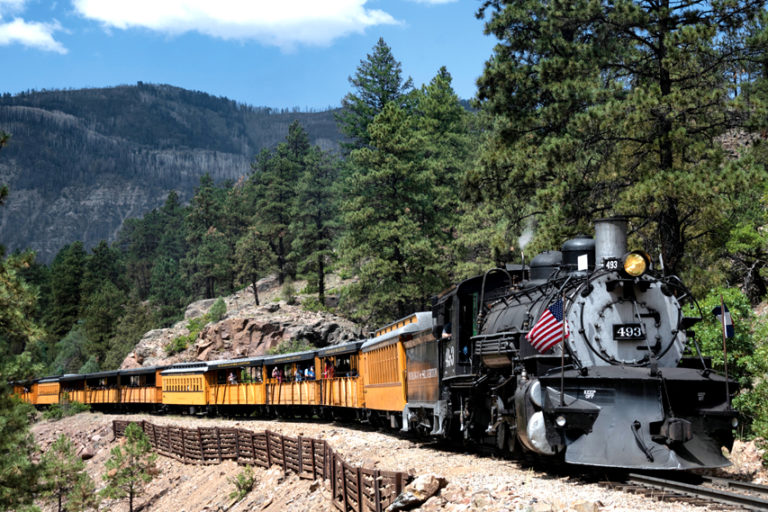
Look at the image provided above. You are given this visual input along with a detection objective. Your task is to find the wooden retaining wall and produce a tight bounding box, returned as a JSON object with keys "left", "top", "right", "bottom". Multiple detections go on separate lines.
{"left": 113, "top": 420, "right": 409, "bottom": 512}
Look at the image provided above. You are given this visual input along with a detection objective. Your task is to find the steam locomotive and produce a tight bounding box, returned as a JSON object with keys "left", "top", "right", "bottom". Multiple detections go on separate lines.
{"left": 15, "top": 218, "right": 737, "bottom": 471}
{"left": 428, "top": 217, "right": 737, "bottom": 470}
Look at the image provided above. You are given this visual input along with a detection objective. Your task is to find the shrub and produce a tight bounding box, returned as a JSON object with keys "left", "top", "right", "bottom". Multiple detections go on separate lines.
{"left": 208, "top": 298, "right": 227, "bottom": 322}
{"left": 228, "top": 465, "right": 256, "bottom": 502}
{"left": 44, "top": 398, "right": 90, "bottom": 421}
{"left": 267, "top": 338, "right": 314, "bottom": 355}
{"left": 281, "top": 280, "right": 296, "bottom": 305}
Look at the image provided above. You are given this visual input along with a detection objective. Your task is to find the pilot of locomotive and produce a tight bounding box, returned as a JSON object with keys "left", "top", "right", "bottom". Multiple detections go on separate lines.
{"left": 433, "top": 217, "right": 738, "bottom": 470}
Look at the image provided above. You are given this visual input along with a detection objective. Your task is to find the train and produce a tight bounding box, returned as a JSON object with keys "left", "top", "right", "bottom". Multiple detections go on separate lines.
{"left": 13, "top": 218, "right": 738, "bottom": 471}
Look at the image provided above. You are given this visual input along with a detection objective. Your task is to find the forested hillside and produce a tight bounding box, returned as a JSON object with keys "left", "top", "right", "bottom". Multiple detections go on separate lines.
{"left": 0, "top": 83, "right": 343, "bottom": 262}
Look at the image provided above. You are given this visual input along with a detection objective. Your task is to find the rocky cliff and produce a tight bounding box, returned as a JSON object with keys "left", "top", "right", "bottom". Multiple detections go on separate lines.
{"left": 121, "top": 279, "right": 362, "bottom": 369}
{"left": 0, "top": 84, "right": 344, "bottom": 262}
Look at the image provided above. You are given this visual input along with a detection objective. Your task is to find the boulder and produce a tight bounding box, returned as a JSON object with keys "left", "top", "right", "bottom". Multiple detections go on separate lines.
{"left": 386, "top": 474, "right": 445, "bottom": 511}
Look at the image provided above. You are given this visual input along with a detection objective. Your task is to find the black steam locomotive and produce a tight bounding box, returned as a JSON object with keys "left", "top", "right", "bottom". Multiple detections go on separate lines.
{"left": 428, "top": 218, "right": 737, "bottom": 470}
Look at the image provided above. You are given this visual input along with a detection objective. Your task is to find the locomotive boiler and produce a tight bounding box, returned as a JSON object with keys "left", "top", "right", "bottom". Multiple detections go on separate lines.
{"left": 432, "top": 217, "right": 737, "bottom": 470}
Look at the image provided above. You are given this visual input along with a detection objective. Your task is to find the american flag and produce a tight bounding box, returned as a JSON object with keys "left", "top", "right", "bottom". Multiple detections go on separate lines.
{"left": 526, "top": 298, "right": 569, "bottom": 353}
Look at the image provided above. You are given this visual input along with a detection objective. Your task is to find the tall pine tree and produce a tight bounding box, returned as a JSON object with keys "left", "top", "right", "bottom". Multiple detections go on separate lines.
{"left": 336, "top": 38, "right": 414, "bottom": 151}
{"left": 473, "top": 0, "right": 767, "bottom": 275}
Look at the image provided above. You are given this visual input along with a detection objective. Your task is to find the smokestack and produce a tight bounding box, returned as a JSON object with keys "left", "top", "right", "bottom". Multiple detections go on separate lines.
{"left": 594, "top": 217, "right": 628, "bottom": 266}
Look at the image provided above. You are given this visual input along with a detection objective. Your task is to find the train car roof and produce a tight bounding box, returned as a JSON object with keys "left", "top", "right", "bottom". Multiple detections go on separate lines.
{"left": 161, "top": 365, "right": 208, "bottom": 375}
{"left": 263, "top": 349, "right": 317, "bottom": 365}
{"left": 37, "top": 376, "right": 61, "bottom": 383}
{"left": 83, "top": 370, "right": 120, "bottom": 379}
{"left": 119, "top": 366, "right": 165, "bottom": 376}
{"left": 362, "top": 312, "right": 432, "bottom": 353}
{"left": 160, "top": 361, "right": 209, "bottom": 375}
{"left": 58, "top": 373, "right": 87, "bottom": 383}
{"left": 206, "top": 357, "right": 264, "bottom": 370}
{"left": 317, "top": 340, "right": 365, "bottom": 358}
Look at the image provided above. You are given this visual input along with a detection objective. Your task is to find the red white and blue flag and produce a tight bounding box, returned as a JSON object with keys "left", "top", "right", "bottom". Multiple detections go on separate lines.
{"left": 526, "top": 298, "right": 569, "bottom": 353}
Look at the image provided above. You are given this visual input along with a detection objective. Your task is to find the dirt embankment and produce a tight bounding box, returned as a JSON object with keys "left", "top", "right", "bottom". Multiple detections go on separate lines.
{"left": 31, "top": 412, "right": 767, "bottom": 512}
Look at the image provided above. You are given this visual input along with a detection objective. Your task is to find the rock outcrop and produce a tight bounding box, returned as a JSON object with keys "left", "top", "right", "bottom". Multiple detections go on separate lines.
{"left": 122, "top": 279, "right": 362, "bottom": 369}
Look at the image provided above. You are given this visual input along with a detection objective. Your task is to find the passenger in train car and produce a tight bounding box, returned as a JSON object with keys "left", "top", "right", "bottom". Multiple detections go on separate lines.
{"left": 323, "top": 361, "right": 334, "bottom": 379}
{"left": 227, "top": 371, "right": 237, "bottom": 385}
{"left": 305, "top": 366, "right": 315, "bottom": 380}
{"left": 295, "top": 367, "right": 303, "bottom": 382}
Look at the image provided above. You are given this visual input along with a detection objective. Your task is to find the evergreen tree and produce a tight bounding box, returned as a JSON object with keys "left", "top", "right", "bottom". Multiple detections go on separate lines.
{"left": 66, "top": 472, "right": 100, "bottom": 512}
{"left": 249, "top": 121, "right": 309, "bottom": 284}
{"left": 185, "top": 175, "right": 229, "bottom": 298}
{"left": 191, "top": 227, "right": 231, "bottom": 299}
{"left": 290, "top": 147, "right": 339, "bottom": 306}
{"left": 149, "top": 256, "right": 187, "bottom": 325}
{"left": 41, "top": 434, "right": 95, "bottom": 512}
{"left": 415, "top": 67, "right": 477, "bottom": 279}
{"left": 51, "top": 324, "right": 89, "bottom": 375}
{"left": 339, "top": 103, "right": 444, "bottom": 322}
{"left": 81, "top": 280, "right": 126, "bottom": 361}
{"left": 46, "top": 242, "right": 86, "bottom": 338}
{"left": 472, "top": 0, "right": 767, "bottom": 277}
{"left": 103, "top": 295, "right": 154, "bottom": 368}
{"left": 234, "top": 227, "right": 275, "bottom": 306}
{"left": 102, "top": 423, "right": 157, "bottom": 512}
{"left": 0, "top": 389, "right": 39, "bottom": 511}
{"left": 336, "top": 38, "right": 414, "bottom": 150}
{"left": 0, "top": 131, "right": 43, "bottom": 512}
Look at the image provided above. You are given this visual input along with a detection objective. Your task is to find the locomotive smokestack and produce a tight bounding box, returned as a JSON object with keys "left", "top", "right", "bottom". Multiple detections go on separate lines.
{"left": 594, "top": 217, "right": 628, "bottom": 265}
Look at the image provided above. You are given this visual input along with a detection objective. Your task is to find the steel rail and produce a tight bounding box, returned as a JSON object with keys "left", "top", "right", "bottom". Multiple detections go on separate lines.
{"left": 700, "top": 474, "right": 768, "bottom": 497}
{"left": 627, "top": 473, "right": 768, "bottom": 511}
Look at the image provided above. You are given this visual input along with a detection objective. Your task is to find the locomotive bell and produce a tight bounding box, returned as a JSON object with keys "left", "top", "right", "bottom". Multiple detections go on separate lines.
{"left": 594, "top": 217, "right": 628, "bottom": 266}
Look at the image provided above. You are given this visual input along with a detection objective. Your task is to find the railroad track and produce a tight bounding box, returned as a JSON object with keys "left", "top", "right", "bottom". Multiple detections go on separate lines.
{"left": 605, "top": 472, "right": 768, "bottom": 510}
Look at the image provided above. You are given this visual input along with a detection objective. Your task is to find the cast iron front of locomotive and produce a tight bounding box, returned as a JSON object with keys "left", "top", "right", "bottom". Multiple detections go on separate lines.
{"left": 564, "top": 271, "right": 685, "bottom": 368}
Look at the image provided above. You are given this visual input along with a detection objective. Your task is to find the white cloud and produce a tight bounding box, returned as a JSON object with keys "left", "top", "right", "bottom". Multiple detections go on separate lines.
{"left": 0, "top": 17, "right": 67, "bottom": 53}
{"left": 73, "top": 0, "right": 398, "bottom": 48}
{"left": 407, "top": 0, "right": 458, "bottom": 4}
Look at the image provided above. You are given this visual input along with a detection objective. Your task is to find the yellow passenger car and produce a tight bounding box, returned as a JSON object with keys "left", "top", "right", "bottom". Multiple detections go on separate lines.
{"left": 207, "top": 357, "right": 265, "bottom": 408}
{"left": 161, "top": 363, "right": 209, "bottom": 412}
{"left": 35, "top": 377, "right": 61, "bottom": 406}
{"left": 361, "top": 312, "right": 433, "bottom": 424}
{"left": 264, "top": 350, "right": 320, "bottom": 407}
{"left": 11, "top": 381, "right": 34, "bottom": 404}
{"left": 318, "top": 341, "right": 365, "bottom": 409}
{"left": 119, "top": 366, "right": 165, "bottom": 406}
{"left": 84, "top": 371, "right": 120, "bottom": 405}
{"left": 59, "top": 374, "right": 87, "bottom": 404}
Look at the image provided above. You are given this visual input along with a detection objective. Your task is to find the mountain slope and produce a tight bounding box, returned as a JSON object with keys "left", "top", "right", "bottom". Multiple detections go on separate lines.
{"left": 0, "top": 83, "right": 344, "bottom": 262}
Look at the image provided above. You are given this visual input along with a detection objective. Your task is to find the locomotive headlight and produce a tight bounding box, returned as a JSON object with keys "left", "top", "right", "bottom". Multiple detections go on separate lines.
{"left": 731, "top": 417, "right": 739, "bottom": 428}
{"left": 623, "top": 252, "right": 648, "bottom": 277}
{"left": 555, "top": 415, "right": 567, "bottom": 427}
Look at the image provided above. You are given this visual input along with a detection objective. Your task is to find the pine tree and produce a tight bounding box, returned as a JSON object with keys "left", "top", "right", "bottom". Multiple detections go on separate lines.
{"left": 339, "top": 102, "right": 444, "bottom": 322}
{"left": 290, "top": 147, "right": 339, "bottom": 306}
{"left": 249, "top": 121, "right": 309, "bottom": 284}
{"left": 473, "top": 0, "right": 767, "bottom": 276}
{"left": 102, "top": 423, "right": 157, "bottom": 512}
{"left": 234, "top": 227, "right": 275, "bottom": 306}
{"left": 336, "top": 38, "right": 414, "bottom": 151}
{"left": 41, "top": 434, "right": 97, "bottom": 512}
{"left": 46, "top": 242, "right": 86, "bottom": 338}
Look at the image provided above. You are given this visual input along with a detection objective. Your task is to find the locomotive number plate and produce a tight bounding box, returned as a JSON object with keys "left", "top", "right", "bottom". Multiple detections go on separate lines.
{"left": 613, "top": 324, "right": 645, "bottom": 340}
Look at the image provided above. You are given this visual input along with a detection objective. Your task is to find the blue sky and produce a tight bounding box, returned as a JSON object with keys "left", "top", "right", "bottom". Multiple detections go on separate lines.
{"left": 0, "top": 0, "right": 497, "bottom": 110}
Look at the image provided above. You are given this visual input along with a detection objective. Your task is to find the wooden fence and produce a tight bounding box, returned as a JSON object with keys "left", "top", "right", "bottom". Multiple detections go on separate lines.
{"left": 113, "top": 420, "right": 409, "bottom": 512}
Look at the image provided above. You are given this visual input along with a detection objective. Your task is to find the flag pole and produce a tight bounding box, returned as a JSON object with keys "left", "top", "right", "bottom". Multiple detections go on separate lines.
{"left": 560, "top": 292, "right": 566, "bottom": 406}
{"left": 720, "top": 294, "right": 730, "bottom": 407}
